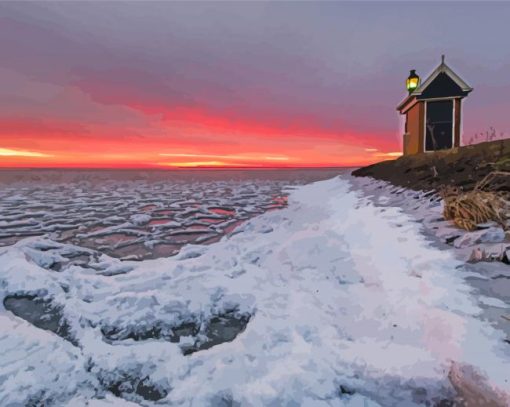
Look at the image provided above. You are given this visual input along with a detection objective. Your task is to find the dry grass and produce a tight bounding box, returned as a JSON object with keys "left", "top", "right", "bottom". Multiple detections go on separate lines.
{"left": 440, "top": 171, "right": 510, "bottom": 231}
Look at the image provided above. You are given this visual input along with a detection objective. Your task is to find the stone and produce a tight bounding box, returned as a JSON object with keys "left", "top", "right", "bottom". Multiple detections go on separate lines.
{"left": 454, "top": 227, "right": 506, "bottom": 249}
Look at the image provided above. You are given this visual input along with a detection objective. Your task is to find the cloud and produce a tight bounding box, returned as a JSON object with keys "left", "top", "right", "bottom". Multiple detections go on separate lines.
{"left": 156, "top": 161, "right": 242, "bottom": 168}
{"left": 0, "top": 148, "right": 53, "bottom": 157}
{"left": 374, "top": 152, "right": 402, "bottom": 158}
{"left": 159, "top": 153, "right": 289, "bottom": 161}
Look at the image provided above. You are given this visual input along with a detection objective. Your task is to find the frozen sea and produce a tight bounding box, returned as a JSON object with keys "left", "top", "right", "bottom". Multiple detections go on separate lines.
{"left": 0, "top": 168, "right": 342, "bottom": 260}
{"left": 1, "top": 170, "right": 510, "bottom": 406}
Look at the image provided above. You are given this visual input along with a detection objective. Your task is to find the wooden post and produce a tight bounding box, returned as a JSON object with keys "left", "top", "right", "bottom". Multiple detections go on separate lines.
{"left": 454, "top": 99, "right": 462, "bottom": 147}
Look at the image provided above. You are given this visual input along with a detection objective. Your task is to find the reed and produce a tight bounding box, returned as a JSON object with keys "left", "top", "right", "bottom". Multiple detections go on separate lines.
{"left": 440, "top": 172, "right": 509, "bottom": 231}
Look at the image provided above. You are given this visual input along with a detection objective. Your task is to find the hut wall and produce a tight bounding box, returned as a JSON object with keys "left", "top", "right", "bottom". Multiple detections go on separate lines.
{"left": 404, "top": 102, "right": 424, "bottom": 155}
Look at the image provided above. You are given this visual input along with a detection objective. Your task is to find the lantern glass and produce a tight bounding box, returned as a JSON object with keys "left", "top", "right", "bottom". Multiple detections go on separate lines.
{"left": 406, "top": 77, "right": 419, "bottom": 92}
{"left": 406, "top": 70, "right": 420, "bottom": 93}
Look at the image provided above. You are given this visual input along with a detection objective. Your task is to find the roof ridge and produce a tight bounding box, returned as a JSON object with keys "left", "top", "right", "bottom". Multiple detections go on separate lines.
{"left": 415, "top": 59, "right": 472, "bottom": 95}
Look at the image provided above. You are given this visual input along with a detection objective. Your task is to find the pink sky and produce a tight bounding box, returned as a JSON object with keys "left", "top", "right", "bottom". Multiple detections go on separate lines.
{"left": 1, "top": 2, "right": 509, "bottom": 168}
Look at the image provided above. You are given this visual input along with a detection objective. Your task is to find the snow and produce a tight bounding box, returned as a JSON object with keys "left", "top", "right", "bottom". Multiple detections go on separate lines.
{"left": 65, "top": 395, "right": 142, "bottom": 406}
{"left": 1, "top": 175, "right": 510, "bottom": 406}
{"left": 130, "top": 214, "right": 151, "bottom": 226}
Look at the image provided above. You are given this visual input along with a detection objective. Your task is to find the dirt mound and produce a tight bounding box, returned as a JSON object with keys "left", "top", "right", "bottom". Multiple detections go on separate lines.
{"left": 353, "top": 139, "right": 510, "bottom": 193}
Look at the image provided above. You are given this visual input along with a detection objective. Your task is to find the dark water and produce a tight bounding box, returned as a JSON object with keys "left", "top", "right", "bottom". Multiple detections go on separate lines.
{"left": 0, "top": 168, "right": 345, "bottom": 259}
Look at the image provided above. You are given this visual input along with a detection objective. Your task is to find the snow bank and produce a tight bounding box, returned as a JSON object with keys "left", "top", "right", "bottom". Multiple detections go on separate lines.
{"left": 1, "top": 176, "right": 510, "bottom": 406}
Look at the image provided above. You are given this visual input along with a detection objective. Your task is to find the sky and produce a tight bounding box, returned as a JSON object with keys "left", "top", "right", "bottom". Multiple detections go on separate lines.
{"left": 0, "top": 1, "right": 509, "bottom": 168}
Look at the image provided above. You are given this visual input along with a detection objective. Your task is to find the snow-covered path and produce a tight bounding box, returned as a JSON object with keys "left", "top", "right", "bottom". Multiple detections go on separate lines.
{"left": 1, "top": 176, "right": 510, "bottom": 406}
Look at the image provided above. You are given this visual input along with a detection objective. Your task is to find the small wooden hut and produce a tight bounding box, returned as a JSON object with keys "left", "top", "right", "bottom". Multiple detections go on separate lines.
{"left": 397, "top": 56, "right": 473, "bottom": 155}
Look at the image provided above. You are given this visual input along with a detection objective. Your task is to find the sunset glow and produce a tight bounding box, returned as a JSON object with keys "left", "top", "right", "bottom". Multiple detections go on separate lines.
{"left": 0, "top": 105, "right": 395, "bottom": 168}
{"left": 156, "top": 154, "right": 292, "bottom": 168}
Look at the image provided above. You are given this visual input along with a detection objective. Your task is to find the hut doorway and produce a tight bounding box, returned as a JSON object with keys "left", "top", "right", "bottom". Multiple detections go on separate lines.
{"left": 425, "top": 100, "right": 454, "bottom": 151}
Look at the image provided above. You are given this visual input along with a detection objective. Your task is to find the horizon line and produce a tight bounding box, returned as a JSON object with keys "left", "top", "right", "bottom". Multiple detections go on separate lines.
{"left": 0, "top": 165, "right": 357, "bottom": 171}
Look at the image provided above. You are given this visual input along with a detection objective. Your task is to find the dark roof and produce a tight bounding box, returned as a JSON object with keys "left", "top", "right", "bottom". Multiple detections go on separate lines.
{"left": 397, "top": 59, "right": 473, "bottom": 113}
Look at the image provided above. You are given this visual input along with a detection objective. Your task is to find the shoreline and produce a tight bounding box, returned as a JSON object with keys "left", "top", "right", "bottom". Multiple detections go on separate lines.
{"left": 350, "top": 172, "right": 510, "bottom": 335}
{"left": 349, "top": 170, "right": 510, "bottom": 406}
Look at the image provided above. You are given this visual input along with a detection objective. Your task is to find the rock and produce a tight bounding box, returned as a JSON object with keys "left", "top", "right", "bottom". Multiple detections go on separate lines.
{"left": 100, "top": 311, "right": 251, "bottom": 356}
{"left": 476, "top": 221, "right": 500, "bottom": 230}
{"left": 3, "top": 294, "right": 77, "bottom": 345}
{"left": 339, "top": 385, "right": 355, "bottom": 396}
{"left": 445, "top": 234, "right": 461, "bottom": 245}
{"left": 469, "top": 247, "right": 486, "bottom": 262}
{"left": 449, "top": 362, "right": 510, "bottom": 407}
{"left": 182, "top": 312, "right": 251, "bottom": 355}
{"left": 502, "top": 249, "right": 510, "bottom": 265}
{"left": 454, "top": 227, "right": 506, "bottom": 249}
{"left": 106, "top": 375, "right": 168, "bottom": 401}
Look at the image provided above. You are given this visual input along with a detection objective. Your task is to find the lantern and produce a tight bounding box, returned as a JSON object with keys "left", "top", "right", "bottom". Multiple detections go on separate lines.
{"left": 406, "top": 69, "right": 420, "bottom": 93}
